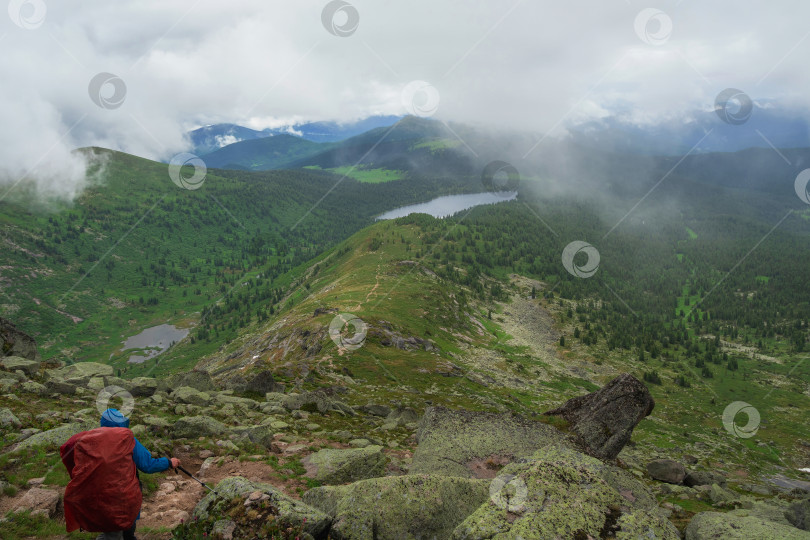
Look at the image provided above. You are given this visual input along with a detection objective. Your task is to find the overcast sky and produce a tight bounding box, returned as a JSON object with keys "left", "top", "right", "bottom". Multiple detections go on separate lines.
{"left": 2, "top": 0, "right": 809, "bottom": 198}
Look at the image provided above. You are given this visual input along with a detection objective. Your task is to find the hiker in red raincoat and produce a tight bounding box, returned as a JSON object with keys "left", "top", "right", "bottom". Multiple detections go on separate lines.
{"left": 60, "top": 408, "right": 181, "bottom": 540}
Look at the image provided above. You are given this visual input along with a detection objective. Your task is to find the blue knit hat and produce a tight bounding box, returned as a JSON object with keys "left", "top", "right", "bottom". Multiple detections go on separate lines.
{"left": 100, "top": 408, "right": 130, "bottom": 428}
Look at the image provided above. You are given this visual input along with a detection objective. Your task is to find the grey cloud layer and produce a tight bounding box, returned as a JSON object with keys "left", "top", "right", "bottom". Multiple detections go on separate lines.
{"left": 1, "top": 0, "right": 807, "bottom": 198}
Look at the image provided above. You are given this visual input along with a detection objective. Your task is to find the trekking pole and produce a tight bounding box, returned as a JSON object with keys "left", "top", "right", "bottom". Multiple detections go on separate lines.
{"left": 149, "top": 439, "right": 220, "bottom": 496}
{"left": 175, "top": 465, "right": 219, "bottom": 496}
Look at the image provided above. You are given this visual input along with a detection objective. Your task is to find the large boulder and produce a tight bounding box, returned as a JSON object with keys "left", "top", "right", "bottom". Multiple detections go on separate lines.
{"left": 410, "top": 407, "right": 566, "bottom": 478}
{"left": 0, "top": 317, "right": 40, "bottom": 361}
{"left": 786, "top": 498, "right": 810, "bottom": 531}
{"left": 685, "top": 511, "right": 810, "bottom": 539}
{"left": 358, "top": 403, "right": 392, "bottom": 417}
{"left": 160, "top": 370, "right": 215, "bottom": 392}
{"left": 12, "top": 487, "right": 61, "bottom": 518}
{"left": 283, "top": 391, "right": 352, "bottom": 415}
{"left": 45, "top": 362, "right": 113, "bottom": 387}
{"left": 127, "top": 377, "right": 158, "bottom": 397}
{"left": 173, "top": 416, "right": 226, "bottom": 439}
{"left": 245, "top": 370, "right": 282, "bottom": 394}
{"left": 303, "top": 446, "right": 388, "bottom": 485}
{"left": 171, "top": 386, "right": 212, "bottom": 406}
{"left": 16, "top": 421, "right": 95, "bottom": 450}
{"left": 685, "top": 469, "right": 727, "bottom": 488}
{"left": 451, "top": 444, "right": 680, "bottom": 540}
{"left": 0, "top": 407, "right": 22, "bottom": 428}
{"left": 21, "top": 380, "right": 46, "bottom": 394}
{"left": 544, "top": 373, "right": 654, "bottom": 460}
{"left": 214, "top": 393, "right": 259, "bottom": 410}
{"left": 647, "top": 459, "right": 687, "bottom": 484}
{"left": 194, "top": 476, "right": 330, "bottom": 537}
{"left": 0, "top": 356, "right": 40, "bottom": 377}
{"left": 44, "top": 379, "right": 77, "bottom": 395}
{"left": 384, "top": 406, "right": 419, "bottom": 428}
{"left": 303, "top": 474, "right": 490, "bottom": 539}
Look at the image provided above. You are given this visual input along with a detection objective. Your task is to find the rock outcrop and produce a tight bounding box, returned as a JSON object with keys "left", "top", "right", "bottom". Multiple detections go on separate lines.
{"left": 685, "top": 511, "right": 810, "bottom": 539}
{"left": 44, "top": 362, "right": 113, "bottom": 387}
{"left": 786, "top": 498, "right": 810, "bottom": 531}
{"left": 173, "top": 416, "right": 226, "bottom": 438}
{"left": 304, "top": 474, "right": 490, "bottom": 539}
{"left": 0, "top": 317, "right": 40, "bottom": 361}
{"left": 410, "top": 406, "right": 566, "bottom": 478}
{"left": 545, "top": 373, "right": 654, "bottom": 460}
{"left": 451, "top": 444, "right": 680, "bottom": 539}
{"left": 194, "top": 476, "right": 330, "bottom": 538}
{"left": 0, "top": 356, "right": 40, "bottom": 377}
{"left": 685, "top": 469, "right": 727, "bottom": 488}
{"left": 303, "top": 446, "right": 388, "bottom": 485}
{"left": 647, "top": 459, "right": 687, "bottom": 484}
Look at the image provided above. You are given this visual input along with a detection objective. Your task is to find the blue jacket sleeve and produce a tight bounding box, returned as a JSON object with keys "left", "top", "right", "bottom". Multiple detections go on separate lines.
{"left": 132, "top": 438, "right": 170, "bottom": 474}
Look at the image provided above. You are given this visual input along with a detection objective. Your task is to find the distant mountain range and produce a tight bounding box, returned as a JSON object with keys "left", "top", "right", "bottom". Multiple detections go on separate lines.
{"left": 568, "top": 102, "right": 810, "bottom": 155}
{"left": 188, "top": 104, "right": 810, "bottom": 178}
{"left": 188, "top": 115, "right": 402, "bottom": 155}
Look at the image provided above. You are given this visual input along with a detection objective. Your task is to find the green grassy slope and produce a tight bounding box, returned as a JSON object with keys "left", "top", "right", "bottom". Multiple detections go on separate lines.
{"left": 0, "top": 148, "right": 476, "bottom": 372}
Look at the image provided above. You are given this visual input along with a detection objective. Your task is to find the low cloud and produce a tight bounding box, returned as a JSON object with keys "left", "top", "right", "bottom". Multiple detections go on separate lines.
{"left": 1, "top": 0, "right": 808, "bottom": 200}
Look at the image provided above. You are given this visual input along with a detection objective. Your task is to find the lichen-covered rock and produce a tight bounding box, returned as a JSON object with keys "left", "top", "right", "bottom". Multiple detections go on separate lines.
{"left": 214, "top": 393, "right": 258, "bottom": 410}
{"left": 16, "top": 421, "right": 95, "bottom": 450}
{"left": 173, "top": 416, "right": 226, "bottom": 439}
{"left": 647, "top": 459, "right": 687, "bottom": 484}
{"left": 283, "top": 391, "right": 335, "bottom": 414}
{"left": 411, "top": 407, "right": 566, "bottom": 478}
{"left": 171, "top": 386, "right": 212, "bottom": 406}
{"left": 0, "top": 407, "right": 22, "bottom": 428}
{"left": 359, "top": 403, "right": 391, "bottom": 417}
{"left": 386, "top": 406, "right": 419, "bottom": 426}
{"left": 127, "top": 377, "right": 158, "bottom": 397}
{"left": 245, "top": 424, "right": 275, "bottom": 448}
{"left": 451, "top": 444, "right": 680, "bottom": 540}
{"left": 786, "top": 498, "right": 810, "bottom": 531}
{"left": 685, "top": 511, "right": 810, "bottom": 539}
{"left": 244, "top": 370, "right": 281, "bottom": 394}
{"left": 160, "top": 370, "right": 215, "bottom": 392}
{"left": 545, "top": 373, "right": 654, "bottom": 460}
{"left": 44, "top": 379, "right": 77, "bottom": 394}
{"left": 21, "top": 381, "right": 46, "bottom": 394}
{"left": 303, "top": 474, "right": 490, "bottom": 539}
{"left": 685, "top": 469, "right": 727, "bottom": 487}
{"left": 708, "top": 483, "right": 739, "bottom": 505}
{"left": 194, "top": 476, "right": 330, "bottom": 537}
{"left": 729, "top": 500, "right": 795, "bottom": 527}
{"left": 303, "top": 446, "right": 388, "bottom": 485}
{"left": 0, "top": 317, "right": 40, "bottom": 361}
{"left": 45, "top": 362, "right": 113, "bottom": 386}
{"left": 0, "top": 356, "right": 40, "bottom": 376}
